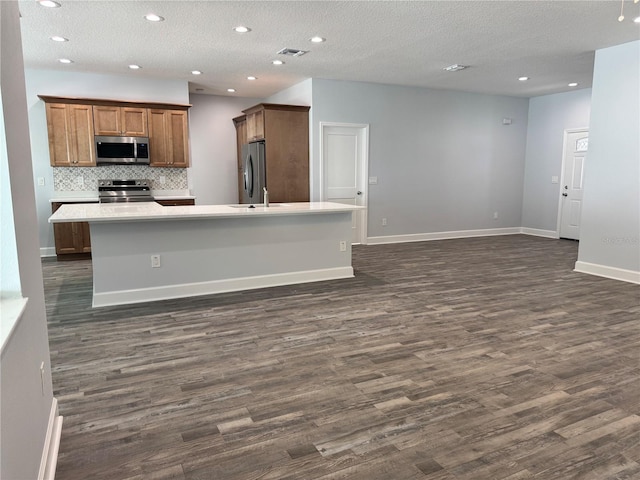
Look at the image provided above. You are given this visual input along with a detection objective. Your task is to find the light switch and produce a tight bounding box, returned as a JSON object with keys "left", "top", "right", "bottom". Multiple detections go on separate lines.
{"left": 369, "top": 176, "right": 378, "bottom": 185}
{"left": 551, "top": 176, "right": 559, "bottom": 184}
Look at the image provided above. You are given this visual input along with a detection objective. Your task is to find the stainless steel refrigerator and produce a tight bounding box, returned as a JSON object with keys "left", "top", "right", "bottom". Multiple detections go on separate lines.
{"left": 241, "top": 141, "right": 266, "bottom": 204}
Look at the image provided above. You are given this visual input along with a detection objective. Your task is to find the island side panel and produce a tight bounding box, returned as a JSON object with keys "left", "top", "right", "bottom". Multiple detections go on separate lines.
{"left": 90, "top": 212, "right": 354, "bottom": 306}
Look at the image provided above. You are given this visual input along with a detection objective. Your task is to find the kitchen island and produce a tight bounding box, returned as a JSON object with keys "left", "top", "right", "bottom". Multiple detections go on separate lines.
{"left": 49, "top": 202, "right": 364, "bottom": 307}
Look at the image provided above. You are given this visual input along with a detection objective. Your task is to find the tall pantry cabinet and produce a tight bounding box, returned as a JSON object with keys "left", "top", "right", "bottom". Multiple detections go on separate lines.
{"left": 234, "top": 103, "right": 310, "bottom": 204}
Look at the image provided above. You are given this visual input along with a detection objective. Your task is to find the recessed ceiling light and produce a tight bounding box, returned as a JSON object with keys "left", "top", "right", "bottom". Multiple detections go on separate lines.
{"left": 518, "top": 76, "right": 529, "bottom": 81}
{"left": 50, "top": 36, "right": 68, "bottom": 42}
{"left": 227, "top": 88, "right": 236, "bottom": 93}
{"left": 443, "top": 64, "right": 468, "bottom": 72}
{"left": 191, "top": 70, "right": 202, "bottom": 75}
{"left": 310, "top": 36, "right": 326, "bottom": 43}
{"left": 233, "top": 26, "right": 251, "bottom": 33}
{"left": 568, "top": 82, "right": 578, "bottom": 87}
{"left": 39, "top": 0, "right": 61, "bottom": 7}
{"left": 247, "top": 76, "right": 257, "bottom": 80}
{"left": 58, "top": 58, "right": 73, "bottom": 64}
{"left": 129, "top": 64, "right": 141, "bottom": 70}
{"left": 634, "top": 15, "right": 640, "bottom": 23}
{"left": 144, "top": 14, "right": 164, "bottom": 22}
{"left": 272, "top": 60, "right": 284, "bottom": 65}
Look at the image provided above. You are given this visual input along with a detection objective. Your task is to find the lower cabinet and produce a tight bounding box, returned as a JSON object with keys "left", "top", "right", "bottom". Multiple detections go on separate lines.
{"left": 155, "top": 199, "right": 195, "bottom": 206}
{"left": 52, "top": 202, "right": 94, "bottom": 256}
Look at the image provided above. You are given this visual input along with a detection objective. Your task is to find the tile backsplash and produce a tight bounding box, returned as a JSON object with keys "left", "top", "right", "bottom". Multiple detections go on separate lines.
{"left": 53, "top": 166, "right": 188, "bottom": 191}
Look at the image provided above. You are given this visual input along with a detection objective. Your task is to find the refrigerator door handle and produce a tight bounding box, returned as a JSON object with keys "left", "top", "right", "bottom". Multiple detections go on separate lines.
{"left": 246, "top": 155, "right": 254, "bottom": 198}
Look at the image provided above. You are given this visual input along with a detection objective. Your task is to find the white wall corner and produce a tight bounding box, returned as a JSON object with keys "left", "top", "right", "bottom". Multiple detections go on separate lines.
{"left": 38, "top": 397, "right": 63, "bottom": 480}
{"left": 574, "top": 261, "right": 640, "bottom": 285}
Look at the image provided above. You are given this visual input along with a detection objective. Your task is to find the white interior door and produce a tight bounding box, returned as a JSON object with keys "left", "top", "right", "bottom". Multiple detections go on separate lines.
{"left": 321, "top": 123, "right": 368, "bottom": 244}
{"left": 559, "top": 130, "right": 588, "bottom": 240}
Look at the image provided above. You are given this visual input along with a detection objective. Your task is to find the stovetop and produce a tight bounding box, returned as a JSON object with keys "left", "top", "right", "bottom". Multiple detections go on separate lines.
{"left": 98, "top": 179, "right": 154, "bottom": 203}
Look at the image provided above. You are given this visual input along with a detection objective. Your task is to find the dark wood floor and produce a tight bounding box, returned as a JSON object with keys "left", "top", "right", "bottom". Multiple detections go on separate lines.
{"left": 43, "top": 235, "right": 640, "bottom": 480}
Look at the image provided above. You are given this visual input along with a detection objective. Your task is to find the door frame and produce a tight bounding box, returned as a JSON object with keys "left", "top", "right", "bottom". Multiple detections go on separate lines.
{"left": 319, "top": 122, "right": 370, "bottom": 245}
{"left": 556, "top": 127, "right": 589, "bottom": 238}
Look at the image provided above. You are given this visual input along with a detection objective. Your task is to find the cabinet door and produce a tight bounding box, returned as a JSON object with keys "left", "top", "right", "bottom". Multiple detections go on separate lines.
{"left": 148, "top": 109, "right": 170, "bottom": 166}
{"left": 68, "top": 104, "right": 96, "bottom": 166}
{"left": 46, "top": 103, "right": 71, "bottom": 166}
{"left": 46, "top": 103, "right": 95, "bottom": 166}
{"left": 52, "top": 203, "right": 92, "bottom": 254}
{"left": 168, "top": 110, "right": 189, "bottom": 167}
{"left": 93, "top": 105, "right": 121, "bottom": 135}
{"left": 246, "top": 110, "right": 264, "bottom": 141}
{"left": 148, "top": 109, "right": 189, "bottom": 167}
{"left": 122, "top": 108, "right": 148, "bottom": 136}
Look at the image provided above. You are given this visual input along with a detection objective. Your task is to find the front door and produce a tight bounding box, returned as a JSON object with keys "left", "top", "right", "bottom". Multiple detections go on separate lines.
{"left": 321, "top": 124, "right": 369, "bottom": 244}
{"left": 559, "top": 130, "right": 588, "bottom": 240}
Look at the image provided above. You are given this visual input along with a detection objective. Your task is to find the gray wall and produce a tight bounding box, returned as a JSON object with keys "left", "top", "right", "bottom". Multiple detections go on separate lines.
{"left": 577, "top": 40, "right": 640, "bottom": 275}
{"left": 1, "top": 2, "right": 55, "bottom": 478}
{"left": 188, "top": 94, "right": 258, "bottom": 205}
{"left": 24, "top": 68, "right": 189, "bottom": 253}
{"left": 310, "top": 79, "right": 529, "bottom": 238}
{"left": 521, "top": 89, "right": 592, "bottom": 233}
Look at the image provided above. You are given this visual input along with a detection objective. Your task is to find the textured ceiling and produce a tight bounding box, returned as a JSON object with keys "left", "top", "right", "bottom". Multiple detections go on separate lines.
{"left": 18, "top": 0, "right": 640, "bottom": 99}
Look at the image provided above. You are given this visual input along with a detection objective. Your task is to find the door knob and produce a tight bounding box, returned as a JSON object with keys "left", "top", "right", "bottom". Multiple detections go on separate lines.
{"left": 356, "top": 191, "right": 362, "bottom": 195}
{"left": 562, "top": 193, "right": 568, "bottom": 197}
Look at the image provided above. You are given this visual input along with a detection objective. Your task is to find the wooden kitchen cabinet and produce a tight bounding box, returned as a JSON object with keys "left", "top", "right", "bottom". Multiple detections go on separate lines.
{"left": 45, "top": 103, "right": 96, "bottom": 166}
{"left": 236, "top": 104, "right": 310, "bottom": 203}
{"left": 233, "top": 115, "right": 247, "bottom": 203}
{"left": 51, "top": 202, "right": 94, "bottom": 256}
{"left": 93, "top": 106, "right": 148, "bottom": 136}
{"left": 155, "top": 199, "right": 195, "bottom": 206}
{"left": 245, "top": 109, "right": 265, "bottom": 141}
{"left": 148, "top": 108, "right": 190, "bottom": 167}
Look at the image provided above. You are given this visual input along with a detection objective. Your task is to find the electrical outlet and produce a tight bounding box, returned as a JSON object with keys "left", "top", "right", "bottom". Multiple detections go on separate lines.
{"left": 159, "top": 176, "right": 166, "bottom": 185}
{"left": 493, "top": 212, "right": 499, "bottom": 220}
{"left": 37, "top": 177, "right": 45, "bottom": 186}
{"left": 151, "top": 254, "right": 161, "bottom": 268}
{"left": 368, "top": 176, "right": 378, "bottom": 185}
{"left": 339, "top": 240, "right": 347, "bottom": 252}
{"left": 382, "top": 217, "right": 387, "bottom": 226}
{"left": 76, "top": 176, "right": 84, "bottom": 186}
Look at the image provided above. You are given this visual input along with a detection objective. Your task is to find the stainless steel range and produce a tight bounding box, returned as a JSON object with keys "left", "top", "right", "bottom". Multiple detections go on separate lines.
{"left": 98, "top": 179, "right": 154, "bottom": 203}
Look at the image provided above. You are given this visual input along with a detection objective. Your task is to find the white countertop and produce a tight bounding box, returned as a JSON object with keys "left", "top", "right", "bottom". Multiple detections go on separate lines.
{"left": 49, "top": 202, "right": 365, "bottom": 223}
{"left": 50, "top": 190, "right": 195, "bottom": 203}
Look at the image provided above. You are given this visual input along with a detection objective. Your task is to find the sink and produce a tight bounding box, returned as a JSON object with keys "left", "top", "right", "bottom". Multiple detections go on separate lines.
{"left": 227, "top": 204, "right": 286, "bottom": 208}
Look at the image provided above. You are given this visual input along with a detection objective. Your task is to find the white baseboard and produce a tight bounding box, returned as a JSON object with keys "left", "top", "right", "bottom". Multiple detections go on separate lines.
{"left": 574, "top": 261, "right": 640, "bottom": 285}
{"left": 40, "top": 247, "right": 56, "bottom": 258}
{"left": 367, "top": 227, "right": 521, "bottom": 245}
{"left": 520, "top": 227, "right": 558, "bottom": 239}
{"left": 93, "top": 266, "right": 354, "bottom": 307}
{"left": 38, "top": 397, "right": 63, "bottom": 480}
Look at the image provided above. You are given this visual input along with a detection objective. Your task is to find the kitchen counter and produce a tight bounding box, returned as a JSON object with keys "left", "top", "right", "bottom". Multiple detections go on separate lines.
{"left": 49, "top": 201, "right": 362, "bottom": 223}
{"left": 49, "top": 202, "right": 364, "bottom": 307}
{"left": 49, "top": 190, "right": 195, "bottom": 203}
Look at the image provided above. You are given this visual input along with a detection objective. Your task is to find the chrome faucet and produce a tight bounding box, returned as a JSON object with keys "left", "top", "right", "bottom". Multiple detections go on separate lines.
{"left": 263, "top": 187, "right": 269, "bottom": 207}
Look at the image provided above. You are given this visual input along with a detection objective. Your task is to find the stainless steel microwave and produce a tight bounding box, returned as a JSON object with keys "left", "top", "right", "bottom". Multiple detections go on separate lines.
{"left": 95, "top": 136, "right": 150, "bottom": 165}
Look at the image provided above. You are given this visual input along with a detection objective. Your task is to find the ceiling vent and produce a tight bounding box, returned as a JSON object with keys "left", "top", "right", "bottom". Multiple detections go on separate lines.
{"left": 443, "top": 64, "right": 468, "bottom": 72}
{"left": 277, "top": 48, "right": 308, "bottom": 57}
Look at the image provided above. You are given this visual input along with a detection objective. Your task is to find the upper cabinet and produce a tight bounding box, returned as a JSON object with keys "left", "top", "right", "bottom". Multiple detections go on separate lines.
{"left": 93, "top": 106, "right": 148, "bottom": 136}
{"left": 45, "top": 103, "right": 96, "bottom": 166}
{"left": 39, "top": 96, "right": 191, "bottom": 168}
{"left": 148, "top": 108, "right": 190, "bottom": 168}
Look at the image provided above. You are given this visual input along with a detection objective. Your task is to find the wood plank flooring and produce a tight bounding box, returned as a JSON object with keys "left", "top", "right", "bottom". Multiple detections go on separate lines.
{"left": 42, "top": 235, "right": 640, "bottom": 480}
